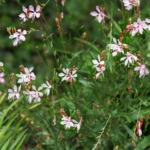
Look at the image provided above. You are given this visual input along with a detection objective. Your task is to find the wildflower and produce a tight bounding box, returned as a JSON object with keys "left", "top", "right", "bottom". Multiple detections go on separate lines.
{"left": 130, "top": 18, "right": 148, "bottom": 36}
{"left": 61, "top": 12, "right": 64, "bottom": 19}
{"left": 29, "top": 5, "right": 41, "bottom": 21}
{"left": 24, "top": 67, "right": 36, "bottom": 81}
{"left": 23, "top": 90, "right": 34, "bottom": 103}
{"left": 61, "top": 0, "right": 65, "bottom": 6}
{"left": 53, "top": 115, "right": 56, "bottom": 125}
{"left": 74, "top": 117, "right": 82, "bottom": 132}
{"left": 8, "top": 85, "right": 21, "bottom": 100}
{"left": 59, "top": 68, "right": 69, "bottom": 81}
{"left": 39, "top": 81, "right": 52, "bottom": 96}
{"left": 134, "top": 63, "right": 149, "bottom": 78}
{"left": 0, "top": 72, "right": 5, "bottom": 83}
{"left": 9, "top": 29, "right": 27, "bottom": 46}
{"left": 19, "top": 6, "right": 28, "bottom": 23}
{"left": 120, "top": 52, "right": 137, "bottom": 66}
{"left": 31, "top": 85, "right": 43, "bottom": 103}
{"left": 123, "top": 0, "right": 140, "bottom": 10}
{"left": 0, "top": 62, "right": 3, "bottom": 66}
{"left": 92, "top": 55, "right": 104, "bottom": 68}
{"left": 67, "top": 70, "right": 77, "bottom": 82}
{"left": 108, "top": 38, "right": 127, "bottom": 56}
{"left": 90, "top": 6, "right": 109, "bottom": 23}
{"left": 137, "top": 120, "right": 142, "bottom": 137}
{"left": 95, "top": 65, "right": 105, "bottom": 79}
{"left": 60, "top": 115, "right": 74, "bottom": 129}
{"left": 16, "top": 72, "right": 30, "bottom": 84}
{"left": 59, "top": 68, "right": 77, "bottom": 82}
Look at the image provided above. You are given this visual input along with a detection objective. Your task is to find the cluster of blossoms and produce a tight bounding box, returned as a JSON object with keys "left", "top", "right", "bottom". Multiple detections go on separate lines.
{"left": 90, "top": 6, "right": 109, "bottom": 23}
{"left": 8, "top": 66, "right": 52, "bottom": 103}
{"left": 60, "top": 109, "right": 82, "bottom": 132}
{"left": 92, "top": 55, "right": 105, "bottom": 79}
{"left": 19, "top": 5, "right": 41, "bottom": 23}
{"left": 59, "top": 67, "right": 77, "bottom": 83}
{"left": 0, "top": 62, "right": 5, "bottom": 83}
{"left": 16, "top": 66, "right": 36, "bottom": 84}
{"left": 8, "top": 5, "right": 41, "bottom": 46}
{"left": 108, "top": 37, "right": 149, "bottom": 78}
{"left": 123, "top": 0, "right": 140, "bottom": 10}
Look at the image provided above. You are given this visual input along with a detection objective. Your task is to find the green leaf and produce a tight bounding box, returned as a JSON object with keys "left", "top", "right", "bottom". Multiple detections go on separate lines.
{"left": 14, "top": 135, "right": 26, "bottom": 150}
{"left": 9, "top": 129, "right": 27, "bottom": 150}
{"left": 123, "top": 124, "right": 133, "bottom": 138}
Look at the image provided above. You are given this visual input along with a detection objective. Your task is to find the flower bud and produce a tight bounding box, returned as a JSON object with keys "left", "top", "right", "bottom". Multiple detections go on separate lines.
{"left": 43, "top": 44, "right": 46, "bottom": 51}
{"left": 20, "top": 65, "right": 25, "bottom": 72}
{"left": 36, "top": 46, "right": 38, "bottom": 51}
{"left": 53, "top": 50, "right": 56, "bottom": 56}
{"left": 55, "top": 18, "right": 59, "bottom": 25}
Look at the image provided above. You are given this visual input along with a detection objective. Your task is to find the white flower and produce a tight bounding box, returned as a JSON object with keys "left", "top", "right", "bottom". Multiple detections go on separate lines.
{"left": 0, "top": 62, "right": 3, "bottom": 66}
{"left": 31, "top": 85, "right": 43, "bottom": 103}
{"left": 9, "top": 29, "right": 27, "bottom": 46}
{"left": 16, "top": 72, "right": 30, "bottom": 84}
{"left": 73, "top": 117, "right": 82, "bottom": 132}
{"left": 29, "top": 5, "right": 41, "bottom": 21}
{"left": 67, "top": 70, "right": 77, "bottom": 82}
{"left": 59, "top": 68, "right": 69, "bottom": 82}
{"left": 120, "top": 52, "right": 137, "bottom": 66}
{"left": 0, "top": 72, "right": 5, "bottom": 83}
{"left": 92, "top": 55, "right": 104, "bottom": 68}
{"left": 108, "top": 38, "right": 127, "bottom": 56}
{"left": 19, "top": 6, "right": 28, "bottom": 23}
{"left": 60, "top": 115, "right": 74, "bottom": 129}
{"left": 59, "top": 68, "right": 77, "bottom": 82}
{"left": 23, "top": 90, "right": 34, "bottom": 103}
{"left": 8, "top": 85, "right": 21, "bottom": 100}
{"left": 24, "top": 67, "right": 36, "bottom": 81}
{"left": 39, "top": 81, "right": 52, "bottom": 96}
{"left": 134, "top": 63, "right": 149, "bottom": 78}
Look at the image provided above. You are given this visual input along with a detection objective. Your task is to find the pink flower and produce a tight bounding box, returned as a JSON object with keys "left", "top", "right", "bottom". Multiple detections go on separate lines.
{"left": 19, "top": 6, "right": 28, "bottom": 23}
{"left": 53, "top": 115, "right": 56, "bottom": 125}
{"left": 0, "top": 72, "right": 5, "bottom": 83}
{"left": 8, "top": 85, "right": 21, "bottom": 100}
{"left": 29, "top": 5, "right": 41, "bottom": 21}
{"left": 61, "top": 12, "right": 64, "bottom": 19}
{"left": 95, "top": 65, "right": 105, "bottom": 79}
{"left": 90, "top": 6, "right": 109, "bottom": 23}
{"left": 137, "top": 121, "right": 142, "bottom": 137}
{"left": 130, "top": 18, "right": 148, "bottom": 36}
{"left": 120, "top": 52, "right": 137, "bottom": 66}
{"left": 9, "top": 29, "right": 27, "bottom": 46}
{"left": 123, "top": 0, "right": 140, "bottom": 10}
{"left": 134, "top": 63, "right": 149, "bottom": 78}
{"left": 108, "top": 38, "right": 127, "bottom": 56}
{"left": 61, "top": 0, "right": 65, "bottom": 6}
{"left": 92, "top": 55, "right": 104, "bottom": 68}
